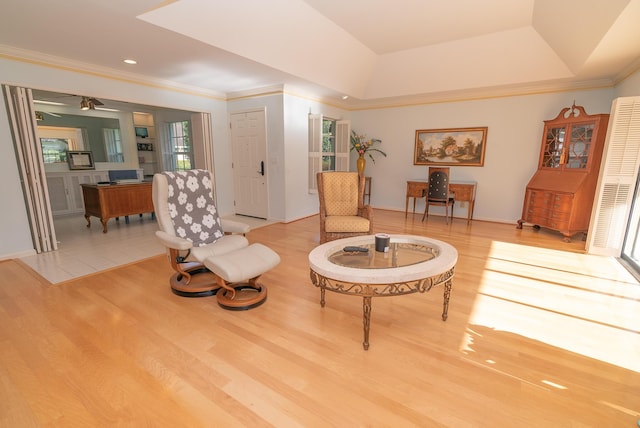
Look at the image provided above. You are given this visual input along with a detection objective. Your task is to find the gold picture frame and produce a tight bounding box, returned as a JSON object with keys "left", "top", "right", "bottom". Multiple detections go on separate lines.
{"left": 414, "top": 127, "right": 487, "bottom": 166}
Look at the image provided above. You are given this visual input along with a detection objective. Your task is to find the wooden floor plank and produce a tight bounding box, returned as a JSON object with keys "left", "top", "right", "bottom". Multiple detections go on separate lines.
{"left": 1, "top": 211, "right": 639, "bottom": 427}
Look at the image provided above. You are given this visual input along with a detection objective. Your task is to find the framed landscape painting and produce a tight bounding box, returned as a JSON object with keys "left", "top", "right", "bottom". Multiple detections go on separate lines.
{"left": 414, "top": 127, "right": 487, "bottom": 166}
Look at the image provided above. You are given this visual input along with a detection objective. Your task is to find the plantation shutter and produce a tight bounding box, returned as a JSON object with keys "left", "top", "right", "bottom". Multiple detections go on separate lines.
{"left": 336, "top": 120, "right": 350, "bottom": 172}
{"left": 587, "top": 96, "right": 640, "bottom": 256}
{"left": 308, "top": 116, "right": 351, "bottom": 193}
{"left": 308, "top": 114, "right": 322, "bottom": 193}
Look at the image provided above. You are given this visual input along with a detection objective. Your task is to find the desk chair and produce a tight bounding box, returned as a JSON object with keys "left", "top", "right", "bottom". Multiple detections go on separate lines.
{"left": 422, "top": 167, "right": 455, "bottom": 224}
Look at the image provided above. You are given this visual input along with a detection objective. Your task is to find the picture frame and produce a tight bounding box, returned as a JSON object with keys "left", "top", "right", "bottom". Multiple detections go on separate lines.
{"left": 414, "top": 127, "right": 487, "bottom": 166}
{"left": 67, "top": 150, "right": 95, "bottom": 170}
{"left": 137, "top": 142, "right": 153, "bottom": 151}
{"left": 135, "top": 126, "right": 149, "bottom": 138}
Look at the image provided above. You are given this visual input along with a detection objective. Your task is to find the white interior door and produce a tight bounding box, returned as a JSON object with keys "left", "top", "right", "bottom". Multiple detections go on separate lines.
{"left": 230, "top": 110, "right": 268, "bottom": 219}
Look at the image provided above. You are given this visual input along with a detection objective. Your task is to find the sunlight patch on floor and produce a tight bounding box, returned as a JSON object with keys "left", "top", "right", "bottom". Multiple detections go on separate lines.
{"left": 464, "top": 240, "right": 640, "bottom": 373}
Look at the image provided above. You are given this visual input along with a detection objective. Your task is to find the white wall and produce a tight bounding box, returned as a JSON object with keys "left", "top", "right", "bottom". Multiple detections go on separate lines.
{"left": 283, "top": 93, "right": 350, "bottom": 222}
{"left": 227, "top": 94, "right": 286, "bottom": 221}
{"left": 226, "top": 91, "right": 349, "bottom": 223}
{"left": 0, "top": 53, "right": 637, "bottom": 260}
{"left": 0, "top": 56, "right": 229, "bottom": 260}
{"left": 614, "top": 69, "right": 640, "bottom": 98}
{"left": 350, "top": 89, "right": 615, "bottom": 223}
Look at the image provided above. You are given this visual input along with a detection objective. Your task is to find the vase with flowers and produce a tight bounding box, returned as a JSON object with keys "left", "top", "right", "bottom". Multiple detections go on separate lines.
{"left": 350, "top": 130, "right": 387, "bottom": 176}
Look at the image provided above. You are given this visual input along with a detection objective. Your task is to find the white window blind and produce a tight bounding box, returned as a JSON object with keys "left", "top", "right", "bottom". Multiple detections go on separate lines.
{"left": 308, "top": 114, "right": 350, "bottom": 193}
{"left": 587, "top": 96, "right": 640, "bottom": 256}
{"left": 308, "top": 114, "right": 322, "bottom": 193}
{"left": 103, "top": 128, "right": 123, "bottom": 162}
{"left": 163, "top": 120, "right": 193, "bottom": 171}
{"left": 335, "top": 120, "right": 350, "bottom": 171}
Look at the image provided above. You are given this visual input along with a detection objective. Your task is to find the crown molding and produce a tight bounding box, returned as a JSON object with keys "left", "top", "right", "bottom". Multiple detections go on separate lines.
{"left": 0, "top": 44, "right": 227, "bottom": 101}
{"left": 613, "top": 57, "right": 640, "bottom": 86}
{"left": 340, "top": 78, "right": 617, "bottom": 111}
{"left": 226, "top": 84, "right": 284, "bottom": 101}
{"left": 0, "top": 44, "right": 628, "bottom": 113}
{"left": 226, "top": 75, "right": 620, "bottom": 112}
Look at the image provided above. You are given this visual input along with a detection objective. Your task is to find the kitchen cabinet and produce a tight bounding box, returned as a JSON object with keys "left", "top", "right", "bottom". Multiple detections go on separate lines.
{"left": 134, "top": 112, "right": 157, "bottom": 177}
{"left": 46, "top": 171, "right": 109, "bottom": 216}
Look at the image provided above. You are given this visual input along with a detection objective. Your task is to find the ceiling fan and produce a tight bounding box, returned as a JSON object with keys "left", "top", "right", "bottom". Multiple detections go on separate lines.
{"left": 34, "top": 111, "right": 62, "bottom": 121}
{"left": 80, "top": 96, "right": 104, "bottom": 110}
{"left": 32, "top": 91, "right": 107, "bottom": 111}
{"left": 37, "top": 111, "right": 62, "bottom": 117}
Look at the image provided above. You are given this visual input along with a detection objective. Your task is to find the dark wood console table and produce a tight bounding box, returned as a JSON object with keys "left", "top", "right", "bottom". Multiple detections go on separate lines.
{"left": 81, "top": 183, "right": 154, "bottom": 233}
{"left": 405, "top": 180, "right": 477, "bottom": 224}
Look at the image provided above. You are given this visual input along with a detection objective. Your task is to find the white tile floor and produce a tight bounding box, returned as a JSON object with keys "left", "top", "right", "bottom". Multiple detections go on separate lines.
{"left": 19, "top": 213, "right": 275, "bottom": 284}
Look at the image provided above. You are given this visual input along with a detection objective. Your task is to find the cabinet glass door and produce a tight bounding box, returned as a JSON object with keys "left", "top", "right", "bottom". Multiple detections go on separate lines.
{"left": 542, "top": 127, "right": 565, "bottom": 168}
{"left": 565, "top": 123, "right": 594, "bottom": 169}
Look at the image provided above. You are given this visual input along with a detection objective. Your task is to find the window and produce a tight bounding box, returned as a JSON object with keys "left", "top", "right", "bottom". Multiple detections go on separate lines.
{"left": 38, "top": 126, "right": 85, "bottom": 163}
{"left": 322, "top": 117, "right": 337, "bottom": 171}
{"left": 308, "top": 114, "right": 349, "bottom": 192}
{"left": 103, "top": 128, "right": 123, "bottom": 162}
{"left": 40, "top": 138, "right": 70, "bottom": 163}
{"left": 164, "top": 120, "right": 193, "bottom": 171}
{"left": 621, "top": 174, "right": 640, "bottom": 276}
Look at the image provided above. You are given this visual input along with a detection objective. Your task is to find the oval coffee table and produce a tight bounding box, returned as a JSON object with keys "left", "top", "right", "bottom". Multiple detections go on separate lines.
{"left": 309, "top": 234, "right": 458, "bottom": 350}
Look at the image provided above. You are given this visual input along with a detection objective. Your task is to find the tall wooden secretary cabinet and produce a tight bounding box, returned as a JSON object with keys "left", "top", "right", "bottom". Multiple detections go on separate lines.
{"left": 517, "top": 104, "right": 610, "bottom": 242}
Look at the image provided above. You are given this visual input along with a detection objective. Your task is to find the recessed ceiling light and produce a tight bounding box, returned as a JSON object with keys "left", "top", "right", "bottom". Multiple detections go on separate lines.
{"left": 342, "top": 95, "right": 349, "bottom": 100}
{"left": 123, "top": 59, "right": 137, "bottom": 65}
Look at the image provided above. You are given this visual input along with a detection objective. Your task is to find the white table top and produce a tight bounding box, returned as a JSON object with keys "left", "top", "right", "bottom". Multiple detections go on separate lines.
{"left": 309, "top": 234, "right": 458, "bottom": 284}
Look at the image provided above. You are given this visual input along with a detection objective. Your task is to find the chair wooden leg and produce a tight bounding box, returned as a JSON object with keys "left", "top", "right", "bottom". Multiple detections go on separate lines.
{"left": 167, "top": 248, "right": 219, "bottom": 297}
{"left": 216, "top": 276, "right": 268, "bottom": 311}
{"left": 169, "top": 267, "right": 219, "bottom": 297}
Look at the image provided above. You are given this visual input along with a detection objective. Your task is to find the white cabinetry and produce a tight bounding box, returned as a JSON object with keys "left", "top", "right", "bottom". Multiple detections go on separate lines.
{"left": 46, "top": 171, "right": 109, "bottom": 216}
{"left": 134, "top": 112, "right": 158, "bottom": 177}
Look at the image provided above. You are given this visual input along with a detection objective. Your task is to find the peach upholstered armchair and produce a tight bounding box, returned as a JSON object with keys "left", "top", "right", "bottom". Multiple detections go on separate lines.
{"left": 317, "top": 171, "right": 373, "bottom": 243}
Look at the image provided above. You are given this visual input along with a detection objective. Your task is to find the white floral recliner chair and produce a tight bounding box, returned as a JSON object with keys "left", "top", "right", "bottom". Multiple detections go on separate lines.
{"left": 152, "top": 169, "right": 280, "bottom": 310}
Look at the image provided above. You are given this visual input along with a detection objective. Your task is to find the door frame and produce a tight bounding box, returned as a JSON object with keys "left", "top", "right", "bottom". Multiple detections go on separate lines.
{"left": 229, "top": 108, "right": 269, "bottom": 219}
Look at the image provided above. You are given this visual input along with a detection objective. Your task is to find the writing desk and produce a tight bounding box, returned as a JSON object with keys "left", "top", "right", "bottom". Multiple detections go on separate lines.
{"left": 405, "top": 180, "right": 476, "bottom": 224}
{"left": 364, "top": 176, "right": 372, "bottom": 204}
{"left": 81, "top": 182, "right": 154, "bottom": 233}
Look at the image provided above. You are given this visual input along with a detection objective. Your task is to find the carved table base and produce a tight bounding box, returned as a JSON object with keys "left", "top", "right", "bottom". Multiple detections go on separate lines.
{"left": 310, "top": 267, "right": 454, "bottom": 350}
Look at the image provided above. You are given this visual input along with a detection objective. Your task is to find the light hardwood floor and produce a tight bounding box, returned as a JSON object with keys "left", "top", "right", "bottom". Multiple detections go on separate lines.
{"left": 2, "top": 210, "right": 640, "bottom": 427}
